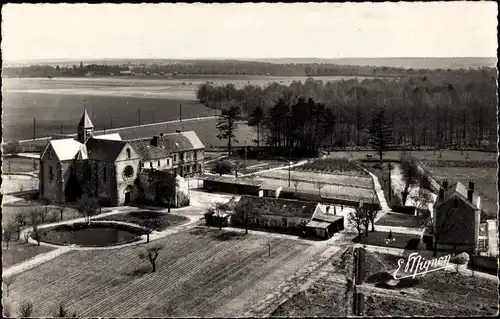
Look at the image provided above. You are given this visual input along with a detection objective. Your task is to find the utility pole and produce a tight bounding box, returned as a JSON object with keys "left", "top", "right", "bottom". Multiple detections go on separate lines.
{"left": 60, "top": 122, "right": 63, "bottom": 134}
{"left": 33, "top": 117, "right": 36, "bottom": 141}
{"left": 288, "top": 144, "right": 292, "bottom": 187}
{"left": 110, "top": 117, "right": 113, "bottom": 129}
{"left": 138, "top": 108, "right": 141, "bottom": 127}
{"left": 179, "top": 103, "right": 182, "bottom": 122}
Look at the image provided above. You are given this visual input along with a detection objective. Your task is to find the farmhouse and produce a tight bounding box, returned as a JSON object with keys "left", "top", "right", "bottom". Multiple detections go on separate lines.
{"left": 231, "top": 196, "right": 344, "bottom": 239}
{"left": 128, "top": 131, "right": 205, "bottom": 177}
{"left": 430, "top": 180, "right": 482, "bottom": 254}
{"left": 200, "top": 175, "right": 264, "bottom": 196}
{"left": 39, "top": 110, "right": 202, "bottom": 206}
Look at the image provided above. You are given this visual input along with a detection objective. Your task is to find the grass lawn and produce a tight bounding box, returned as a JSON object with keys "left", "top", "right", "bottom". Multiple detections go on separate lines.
{"left": 353, "top": 231, "right": 422, "bottom": 250}
{"left": 2, "top": 241, "right": 55, "bottom": 269}
{"left": 421, "top": 165, "right": 498, "bottom": 218}
{"left": 375, "top": 213, "right": 425, "bottom": 228}
{"left": 327, "top": 150, "right": 497, "bottom": 162}
{"left": 3, "top": 227, "right": 311, "bottom": 317}
{"left": 96, "top": 211, "right": 190, "bottom": 231}
{"left": 1, "top": 199, "right": 84, "bottom": 226}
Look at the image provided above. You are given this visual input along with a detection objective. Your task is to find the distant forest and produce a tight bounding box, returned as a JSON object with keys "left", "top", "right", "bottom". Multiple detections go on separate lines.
{"left": 196, "top": 68, "right": 497, "bottom": 151}
{"left": 2, "top": 60, "right": 495, "bottom": 78}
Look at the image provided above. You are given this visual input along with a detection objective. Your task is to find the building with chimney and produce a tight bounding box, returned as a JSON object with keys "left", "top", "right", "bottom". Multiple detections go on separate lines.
{"left": 430, "top": 180, "right": 482, "bottom": 254}
{"left": 39, "top": 110, "right": 204, "bottom": 206}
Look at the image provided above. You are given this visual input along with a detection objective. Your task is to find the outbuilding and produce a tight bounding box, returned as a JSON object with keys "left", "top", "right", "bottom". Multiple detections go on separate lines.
{"left": 200, "top": 175, "right": 264, "bottom": 196}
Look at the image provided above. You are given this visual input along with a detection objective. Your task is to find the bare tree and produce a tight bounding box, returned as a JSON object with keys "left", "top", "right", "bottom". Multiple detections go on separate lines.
{"left": 37, "top": 201, "right": 51, "bottom": 224}
{"left": 315, "top": 181, "right": 325, "bottom": 197}
{"left": 32, "top": 226, "right": 44, "bottom": 246}
{"left": 400, "top": 155, "right": 421, "bottom": 205}
{"left": 23, "top": 229, "right": 32, "bottom": 243}
{"left": 424, "top": 207, "right": 465, "bottom": 257}
{"left": 266, "top": 239, "right": 272, "bottom": 257}
{"left": 18, "top": 300, "right": 33, "bottom": 318}
{"left": 409, "top": 187, "right": 433, "bottom": 212}
{"left": 55, "top": 303, "right": 77, "bottom": 318}
{"left": 348, "top": 208, "right": 367, "bottom": 236}
{"left": 293, "top": 180, "right": 301, "bottom": 195}
{"left": 76, "top": 194, "right": 99, "bottom": 223}
{"left": 56, "top": 204, "right": 67, "bottom": 221}
{"left": 3, "top": 276, "right": 16, "bottom": 297}
{"left": 233, "top": 160, "right": 246, "bottom": 178}
{"left": 19, "top": 184, "right": 25, "bottom": 193}
{"left": 365, "top": 209, "right": 379, "bottom": 232}
{"left": 139, "top": 245, "right": 163, "bottom": 272}
{"left": 143, "top": 220, "right": 156, "bottom": 243}
{"left": 242, "top": 202, "right": 256, "bottom": 234}
{"left": 3, "top": 223, "right": 15, "bottom": 249}
{"left": 14, "top": 212, "right": 28, "bottom": 240}
{"left": 29, "top": 209, "right": 39, "bottom": 227}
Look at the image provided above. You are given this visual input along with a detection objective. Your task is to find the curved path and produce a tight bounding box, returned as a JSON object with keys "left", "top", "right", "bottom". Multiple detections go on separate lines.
{"left": 4, "top": 207, "right": 201, "bottom": 277}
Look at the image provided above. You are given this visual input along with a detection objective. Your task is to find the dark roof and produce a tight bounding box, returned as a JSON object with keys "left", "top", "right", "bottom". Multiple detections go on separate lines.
{"left": 235, "top": 196, "right": 318, "bottom": 219}
{"left": 85, "top": 138, "right": 127, "bottom": 162}
{"left": 436, "top": 181, "right": 480, "bottom": 210}
{"left": 78, "top": 109, "right": 94, "bottom": 128}
{"left": 200, "top": 175, "right": 264, "bottom": 187}
{"left": 127, "top": 131, "right": 203, "bottom": 160}
{"left": 312, "top": 209, "right": 344, "bottom": 223}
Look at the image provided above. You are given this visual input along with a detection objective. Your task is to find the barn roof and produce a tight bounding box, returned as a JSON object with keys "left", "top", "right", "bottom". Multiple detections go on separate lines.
{"left": 200, "top": 175, "right": 264, "bottom": 187}
{"left": 312, "top": 209, "right": 344, "bottom": 223}
{"left": 235, "top": 196, "right": 318, "bottom": 219}
{"left": 305, "top": 220, "right": 331, "bottom": 229}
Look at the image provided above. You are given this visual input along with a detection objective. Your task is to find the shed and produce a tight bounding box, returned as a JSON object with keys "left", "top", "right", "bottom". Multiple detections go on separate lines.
{"left": 305, "top": 207, "right": 345, "bottom": 239}
{"left": 200, "top": 175, "right": 264, "bottom": 196}
{"left": 261, "top": 183, "right": 283, "bottom": 198}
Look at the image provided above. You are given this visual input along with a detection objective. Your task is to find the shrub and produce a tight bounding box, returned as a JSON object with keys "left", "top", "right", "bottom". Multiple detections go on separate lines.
{"left": 450, "top": 252, "right": 470, "bottom": 265}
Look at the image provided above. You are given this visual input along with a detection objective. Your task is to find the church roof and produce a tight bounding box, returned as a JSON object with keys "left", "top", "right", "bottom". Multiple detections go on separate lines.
{"left": 93, "top": 133, "right": 122, "bottom": 141}
{"left": 128, "top": 131, "right": 204, "bottom": 161}
{"left": 46, "top": 138, "right": 83, "bottom": 161}
{"left": 78, "top": 109, "right": 94, "bottom": 128}
{"left": 85, "top": 138, "right": 127, "bottom": 162}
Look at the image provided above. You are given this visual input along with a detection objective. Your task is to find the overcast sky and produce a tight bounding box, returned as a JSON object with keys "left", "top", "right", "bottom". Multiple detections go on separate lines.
{"left": 1, "top": 2, "right": 497, "bottom": 61}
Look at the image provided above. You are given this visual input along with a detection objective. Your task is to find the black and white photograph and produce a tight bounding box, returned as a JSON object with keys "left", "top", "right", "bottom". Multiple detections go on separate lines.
{"left": 1, "top": 2, "right": 498, "bottom": 317}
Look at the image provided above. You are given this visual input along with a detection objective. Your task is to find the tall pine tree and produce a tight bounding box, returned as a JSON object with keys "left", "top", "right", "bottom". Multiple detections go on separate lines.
{"left": 369, "top": 108, "right": 394, "bottom": 164}
{"left": 248, "top": 105, "right": 265, "bottom": 148}
{"left": 217, "top": 106, "right": 241, "bottom": 158}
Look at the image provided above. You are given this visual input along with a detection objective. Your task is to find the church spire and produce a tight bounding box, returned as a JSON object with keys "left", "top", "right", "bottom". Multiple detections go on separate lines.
{"left": 77, "top": 109, "right": 94, "bottom": 143}
{"left": 78, "top": 109, "right": 94, "bottom": 129}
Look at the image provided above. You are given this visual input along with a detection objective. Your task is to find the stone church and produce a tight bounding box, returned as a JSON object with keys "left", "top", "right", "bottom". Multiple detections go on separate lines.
{"left": 39, "top": 110, "right": 205, "bottom": 206}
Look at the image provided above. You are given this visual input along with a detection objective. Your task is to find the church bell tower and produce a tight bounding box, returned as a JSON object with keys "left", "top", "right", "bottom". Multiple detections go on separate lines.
{"left": 77, "top": 109, "right": 94, "bottom": 143}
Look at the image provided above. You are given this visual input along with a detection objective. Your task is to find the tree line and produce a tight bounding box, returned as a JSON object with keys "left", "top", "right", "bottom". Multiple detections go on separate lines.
{"left": 199, "top": 68, "right": 497, "bottom": 151}
{"left": 4, "top": 60, "right": 494, "bottom": 78}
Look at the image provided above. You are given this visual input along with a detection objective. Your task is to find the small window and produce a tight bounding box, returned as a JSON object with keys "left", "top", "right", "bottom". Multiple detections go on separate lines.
{"left": 158, "top": 160, "right": 161, "bottom": 167}
{"left": 126, "top": 148, "right": 131, "bottom": 159}
{"left": 167, "top": 159, "right": 170, "bottom": 166}
{"left": 194, "top": 152, "right": 198, "bottom": 161}
{"left": 454, "top": 198, "right": 458, "bottom": 208}
{"left": 103, "top": 167, "right": 107, "bottom": 182}
{"left": 180, "top": 152, "right": 184, "bottom": 161}
{"left": 49, "top": 166, "right": 54, "bottom": 181}
{"left": 174, "top": 154, "right": 177, "bottom": 162}
{"left": 150, "top": 162, "right": 153, "bottom": 168}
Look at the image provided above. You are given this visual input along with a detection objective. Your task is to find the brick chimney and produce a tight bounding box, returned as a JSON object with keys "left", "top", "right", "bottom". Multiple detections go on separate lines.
{"left": 151, "top": 135, "right": 159, "bottom": 147}
{"left": 469, "top": 180, "right": 474, "bottom": 191}
{"left": 443, "top": 180, "right": 448, "bottom": 190}
{"left": 468, "top": 180, "right": 474, "bottom": 202}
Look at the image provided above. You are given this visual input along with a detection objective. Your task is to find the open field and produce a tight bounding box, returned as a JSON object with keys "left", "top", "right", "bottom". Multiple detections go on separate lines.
{"left": 256, "top": 177, "right": 376, "bottom": 203}
{"left": 16, "top": 117, "right": 257, "bottom": 151}
{"left": 3, "top": 92, "right": 215, "bottom": 141}
{"left": 0, "top": 175, "right": 39, "bottom": 195}
{"left": 256, "top": 169, "right": 373, "bottom": 189}
{"left": 2, "top": 242, "right": 55, "bottom": 270}
{"left": 2, "top": 156, "right": 39, "bottom": 173}
{"left": 327, "top": 150, "right": 497, "bottom": 162}
{"left": 3, "top": 75, "right": 363, "bottom": 141}
{"left": 421, "top": 165, "right": 498, "bottom": 217}
{"left": 3, "top": 227, "right": 312, "bottom": 317}
{"left": 295, "top": 158, "right": 368, "bottom": 176}
{"left": 375, "top": 212, "right": 425, "bottom": 228}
